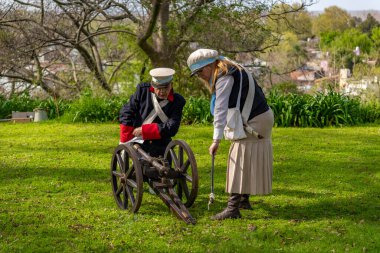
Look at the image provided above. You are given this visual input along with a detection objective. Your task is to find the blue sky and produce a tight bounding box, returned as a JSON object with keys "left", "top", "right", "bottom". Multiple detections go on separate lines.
{"left": 306, "top": 0, "right": 380, "bottom": 11}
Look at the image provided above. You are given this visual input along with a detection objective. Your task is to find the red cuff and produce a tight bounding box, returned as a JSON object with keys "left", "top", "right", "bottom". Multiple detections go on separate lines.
{"left": 142, "top": 123, "right": 161, "bottom": 140}
{"left": 120, "top": 124, "right": 134, "bottom": 142}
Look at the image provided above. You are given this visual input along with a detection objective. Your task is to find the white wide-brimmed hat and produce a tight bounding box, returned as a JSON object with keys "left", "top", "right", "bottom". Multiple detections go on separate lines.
{"left": 187, "top": 49, "right": 219, "bottom": 76}
{"left": 149, "top": 68, "right": 175, "bottom": 88}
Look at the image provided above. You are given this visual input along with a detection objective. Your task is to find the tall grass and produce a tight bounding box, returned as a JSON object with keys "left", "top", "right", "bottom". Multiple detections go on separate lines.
{"left": 61, "top": 93, "right": 125, "bottom": 123}
{"left": 1, "top": 91, "right": 379, "bottom": 126}
{"left": 0, "top": 94, "right": 68, "bottom": 119}
{"left": 267, "top": 90, "right": 380, "bottom": 127}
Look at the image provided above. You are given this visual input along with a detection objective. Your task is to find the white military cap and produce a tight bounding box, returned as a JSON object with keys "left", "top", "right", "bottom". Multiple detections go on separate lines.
{"left": 187, "top": 49, "right": 219, "bottom": 76}
{"left": 149, "top": 68, "right": 175, "bottom": 88}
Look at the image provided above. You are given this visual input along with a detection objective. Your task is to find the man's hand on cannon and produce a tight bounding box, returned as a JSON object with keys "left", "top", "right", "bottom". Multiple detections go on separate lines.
{"left": 132, "top": 127, "right": 142, "bottom": 137}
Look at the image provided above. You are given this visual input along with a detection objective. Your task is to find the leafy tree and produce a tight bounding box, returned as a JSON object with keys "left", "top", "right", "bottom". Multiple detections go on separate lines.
{"left": 324, "top": 28, "right": 373, "bottom": 71}
{"left": 312, "top": 6, "right": 352, "bottom": 36}
{"left": 267, "top": 3, "right": 313, "bottom": 40}
{"left": 371, "top": 27, "right": 380, "bottom": 65}
{"left": 1, "top": 0, "right": 316, "bottom": 98}
{"left": 332, "top": 29, "right": 372, "bottom": 55}
{"left": 261, "top": 31, "right": 308, "bottom": 86}
{"left": 96, "top": 0, "right": 315, "bottom": 68}
{"left": 0, "top": 1, "right": 137, "bottom": 96}
{"left": 349, "top": 16, "right": 362, "bottom": 28}
{"left": 319, "top": 31, "right": 340, "bottom": 50}
{"left": 359, "top": 13, "right": 380, "bottom": 35}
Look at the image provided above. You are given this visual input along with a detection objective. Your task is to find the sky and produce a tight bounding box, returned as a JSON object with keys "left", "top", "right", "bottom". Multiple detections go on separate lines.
{"left": 306, "top": 0, "right": 380, "bottom": 11}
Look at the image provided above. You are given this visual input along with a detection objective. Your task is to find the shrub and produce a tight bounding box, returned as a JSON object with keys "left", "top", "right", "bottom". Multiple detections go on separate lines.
{"left": 1, "top": 91, "right": 378, "bottom": 126}
{"left": 37, "top": 97, "right": 70, "bottom": 119}
{"left": 182, "top": 97, "right": 212, "bottom": 124}
{"left": 0, "top": 94, "right": 71, "bottom": 120}
{"left": 61, "top": 93, "right": 125, "bottom": 123}
{"left": 0, "top": 94, "right": 41, "bottom": 119}
{"left": 267, "top": 90, "right": 380, "bottom": 127}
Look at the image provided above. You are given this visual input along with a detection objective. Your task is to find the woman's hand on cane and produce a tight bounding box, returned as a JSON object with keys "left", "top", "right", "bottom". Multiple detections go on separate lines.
{"left": 209, "top": 139, "right": 220, "bottom": 155}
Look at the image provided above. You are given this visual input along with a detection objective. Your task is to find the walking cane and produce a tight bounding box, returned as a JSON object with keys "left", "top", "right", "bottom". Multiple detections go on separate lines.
{"left": 208, "top": 153, "right": 215, "bottom": 210}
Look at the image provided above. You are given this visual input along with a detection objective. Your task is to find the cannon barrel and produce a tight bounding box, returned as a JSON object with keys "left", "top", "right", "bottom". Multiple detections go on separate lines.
{"left": 133, "top": 144, "right": 169, "bottom": 175}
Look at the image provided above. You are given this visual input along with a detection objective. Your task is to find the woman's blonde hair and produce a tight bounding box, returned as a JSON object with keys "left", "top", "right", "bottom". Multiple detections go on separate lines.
{"left": 200, "top": 58, "right": 242, "bottom": 93}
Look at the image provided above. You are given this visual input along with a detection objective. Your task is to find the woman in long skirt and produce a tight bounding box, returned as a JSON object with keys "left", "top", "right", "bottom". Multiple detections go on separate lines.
{"left": 187, "top": 49, "right": 274, "bottom": 220}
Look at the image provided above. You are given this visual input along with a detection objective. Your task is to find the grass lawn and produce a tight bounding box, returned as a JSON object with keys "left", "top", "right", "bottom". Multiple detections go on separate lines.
{"left": 0, "top": 122, "right": 379, "bottom": 252}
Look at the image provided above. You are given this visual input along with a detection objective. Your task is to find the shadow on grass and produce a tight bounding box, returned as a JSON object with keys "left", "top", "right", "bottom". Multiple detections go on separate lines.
{"left": 0, "top": 165, "right": 109, "bottom": 185}
{"left": 249, "top": 188, "right": 380, "bottom": 224}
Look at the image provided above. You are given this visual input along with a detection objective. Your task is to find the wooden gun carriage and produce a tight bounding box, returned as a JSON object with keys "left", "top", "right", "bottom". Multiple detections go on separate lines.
{"left": 110, "top": 140, "right": 198, "bottom": 224}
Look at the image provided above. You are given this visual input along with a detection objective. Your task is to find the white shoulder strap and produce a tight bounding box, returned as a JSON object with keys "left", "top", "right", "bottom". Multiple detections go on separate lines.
{"left": 143, "top": 93, "right": 169, "bottom": 124}
{"left": 241, "top": 67, "right": 255, "bottom": 124}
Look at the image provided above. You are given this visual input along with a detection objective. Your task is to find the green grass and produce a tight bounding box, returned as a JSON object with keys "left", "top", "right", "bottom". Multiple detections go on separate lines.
{"left": 0, "top": 122, "right": 379, "bottom": 252}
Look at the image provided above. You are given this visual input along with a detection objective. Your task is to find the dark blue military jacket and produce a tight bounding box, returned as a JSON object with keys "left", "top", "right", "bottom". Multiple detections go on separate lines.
{"left": 119, "top": 83, "right": 186, "bottom": 156}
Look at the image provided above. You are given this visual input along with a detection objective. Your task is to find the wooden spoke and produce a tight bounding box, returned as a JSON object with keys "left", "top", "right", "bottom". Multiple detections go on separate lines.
{"left": 164, "top": 140, "right": 198, "bottom": 208}
{"left": 111, "top": 144, "right": 143, "bottom": 212}
{"left": 179, "top": 146, "right": 183, "bottom": 165}
{"left": 116, "top": 153, "right": 125, "bottom": 173}
{"left": 169, "top": 149, "right": 179, "bottom": 170}
{"left": 122, "top": 187, "right": 128, "bottom": 209}
{"left": 115, "top": 184, "right": 123, "bottom": 196}
{"left": 180, "top": 159, "right": 190, "bottom": 173}
{"left": 184, "top": 174, "right": 192, "bottom": 183}
{"left": 177, "top": 179, "right": 183, "bottom": 199}
{"left": 126, "top": 179, "right": 137, "bottom": 188}
{"left": 112, "top": 171, "right": 123, "bottom": 178}
{"left": 125, "top": 186, "right": 135, "bottom": 205}
{"left": 125, "top": 164, "right": 133, "bottom": 178}
{"left": 180, "top": 179, "right": 190, "bottom": 200}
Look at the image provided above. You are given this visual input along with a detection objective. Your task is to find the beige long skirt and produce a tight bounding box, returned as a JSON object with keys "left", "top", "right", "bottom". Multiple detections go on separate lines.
{"left": 226, "top": 108, "right": 274, "bottom": 195}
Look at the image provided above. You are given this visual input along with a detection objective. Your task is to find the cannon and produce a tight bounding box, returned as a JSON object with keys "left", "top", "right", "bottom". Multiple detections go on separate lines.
{"left": 110, "top": 140, "right": 198, "bottom": 224}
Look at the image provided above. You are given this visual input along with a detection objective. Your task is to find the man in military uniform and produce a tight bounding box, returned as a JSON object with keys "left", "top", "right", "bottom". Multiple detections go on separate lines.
{"left": 119, "top": 67, "right": 186, "bottom": 161}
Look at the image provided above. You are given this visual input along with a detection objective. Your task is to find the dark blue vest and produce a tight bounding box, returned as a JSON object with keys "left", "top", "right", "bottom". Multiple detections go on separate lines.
{"left": 228, "top": 69, "right": 269, "bottom": 120}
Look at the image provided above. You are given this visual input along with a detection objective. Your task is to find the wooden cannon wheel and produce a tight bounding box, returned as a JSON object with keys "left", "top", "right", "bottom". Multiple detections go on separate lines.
{"left": 110, "top": 143, "right": 143, "bottom": 213}
{"left": 164, "top": 140, "right": 198, "bottom": 208}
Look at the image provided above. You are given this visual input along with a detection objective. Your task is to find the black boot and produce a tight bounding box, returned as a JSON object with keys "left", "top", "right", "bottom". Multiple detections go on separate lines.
{"left": 239, "top": 194, "right": 253, "bottom": 210}
{"left": 211, "top": 194, "right": 242, "bottom": 220}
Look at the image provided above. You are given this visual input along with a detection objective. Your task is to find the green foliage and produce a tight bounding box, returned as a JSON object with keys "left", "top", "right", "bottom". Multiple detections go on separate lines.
{"left": 320, "top": 28, "right": 373, "bottom": 70}
{"left": 0, "top": 124, "right": 379, "bottom": 252}
{"left": 371, "top": 27, "right": 380, "bottom": 60}
{"left": 272, "top": 81, "right": 300, "bottom": 94}
{"left": 1, "top": 91, "right": 378, "bottom": 126}
{"left": 37, "top": 97, "right": 70, "bottom": 119}
{"left": 261, "top": 31, "right": 308, "bottom": 76}
{"left": 0, "top": 94, "right": 41, "bottom": 118}
{"left": 267, "top": 90, "right": 380, "bottom": 127}
{"left": 182, "top": 97, "right": 213, "bottom": 124}
{"left": 320, "top": 31, "right": 340, "bottom": 50}
{"left": 0, "top": 94, "right": 70, "bottom": 120}
{"left": 61, "top": 91, "right": 125, "bottom": 123}
{"left": 332, "top": 29, "right": 372, "bottom": 55}
{"left": 312, "top": 6, "right": 352, "bottom": 35}
{"left": 359, "top": 101, "right": 380, "bottom": 123}
{"left": 371, "top": 27, "right": 380, "bottom": 48}
{"left": 359, "top": 13, "right": 380, "bottom": 34}
{"left": 268, "top": 3, "right": 313, "bottom": 40}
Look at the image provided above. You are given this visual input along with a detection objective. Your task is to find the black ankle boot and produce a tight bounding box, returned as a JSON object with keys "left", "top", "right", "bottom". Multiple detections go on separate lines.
{"left": 239, "top": 194, "right": 253, "bottom": 210}
{"left": 211, "top": 194, "right": 242, "bottom": 220}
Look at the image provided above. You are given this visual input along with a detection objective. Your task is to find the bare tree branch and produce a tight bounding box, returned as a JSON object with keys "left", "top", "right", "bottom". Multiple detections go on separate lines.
{"left": 107, "top": 53, "right": 135, "bottom": 85}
